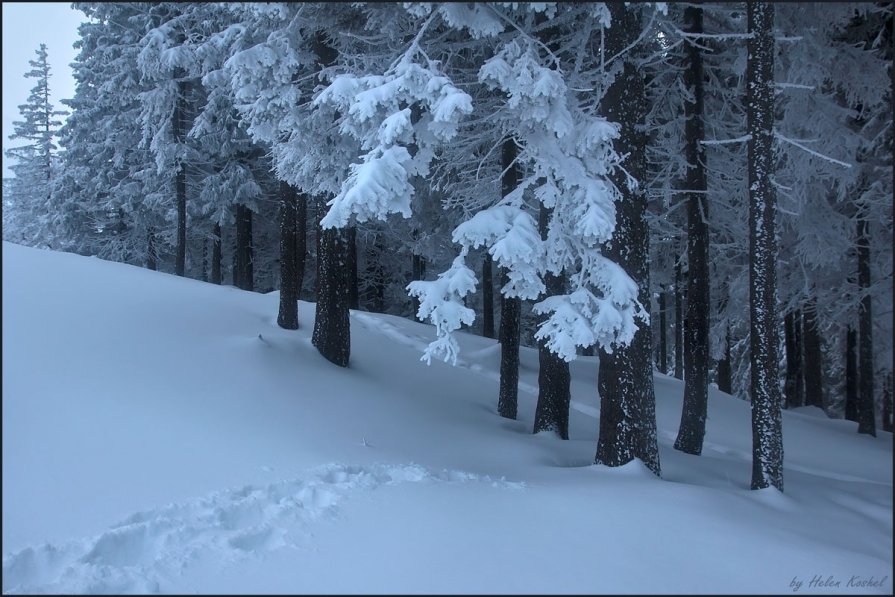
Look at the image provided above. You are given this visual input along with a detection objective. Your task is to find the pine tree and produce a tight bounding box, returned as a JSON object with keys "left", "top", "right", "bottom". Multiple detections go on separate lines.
{"left": 5, "top": 43, "right": 67, "bottom": 247}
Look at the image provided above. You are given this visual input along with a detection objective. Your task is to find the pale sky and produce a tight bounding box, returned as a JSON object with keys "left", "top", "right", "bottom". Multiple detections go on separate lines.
{"left": 2, "top": 2, "right": 83, "bottom": 178}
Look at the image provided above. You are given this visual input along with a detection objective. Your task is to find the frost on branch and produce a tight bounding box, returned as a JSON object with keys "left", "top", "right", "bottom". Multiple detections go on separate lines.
{"left": 452, "top": 205, "right": 545, "bottom": 300}
{"left": 407, "top": 255, "right": 478, "bottom": 365}
{"left": 315, "top": 59, "right": 472, "bottom": 230}
{"left": 533, "top": 256, "right": 646, "bottom": 362}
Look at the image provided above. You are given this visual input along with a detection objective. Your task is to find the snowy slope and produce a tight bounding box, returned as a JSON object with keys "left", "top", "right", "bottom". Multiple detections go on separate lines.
{"left": 2, "top": 241, "right": 892, "bottom": 594}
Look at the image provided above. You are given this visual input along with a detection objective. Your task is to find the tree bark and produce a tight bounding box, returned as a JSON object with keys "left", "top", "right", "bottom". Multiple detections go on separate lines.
{"left": 882, "top": 373, "right": 892, "bottom": 433}
{"left": 410, "top": 252, "right": 426, "bottom": 318}
{"left": 312, "top": 213, "right": 351, "bottom": 367}
{"left": 845, "top": 326, "right": 859, "bottom": 421}
{"left": 346, "top": 225, "right": 359, "bottom": 310}
{"left": 674, "top": 255, "right": 684, "bottom": 380}
{"left": 278, "top": 180, "right": 299, "bottom": 330}
{"left": 746, "top": 1, "right": 783, "bottom": 491}
{"left": 147, "top": 228, "right": 157, "bottom": 271}
{"left": 717, "top": 325, "right": 732, "bottom": 394}
{"left": 784, "top": 310, "right": 804, "bottom": 409}
{"left": 802, "top": 300, "right": 824, "bottom": 410}
{"left": 657, "top": 288, "right": 668, "bottom": 374}
{"left": 675, "top": 3, "right": 710, "bottom": 455}
{"left": 482, "top": 253, "right": 496, "bottom": 339}
{"left": 365, "top": 233, "right": 386, "bottom": 312}
{"left": 235, "top": 203, "right": 254, "bottom": 291}
{"left": 211, "top": 223, "right": 222, "bottom": 285}
{"left": 497, "top": 136, "right": 522, "bottom": 420}
{"left": 856, "top": 215, "right": 876, "bottom": 436}
{"left": 533, "top": 203, "right": 571, "bottom": 439}
{"left": 173, "top": 81, "right": 187, "bottom": 278}
{"left": 295, "top": 191, "right": 308, "bottom": 298}
{"left": 595, "top": 2, "right": 660, "bottom": 476}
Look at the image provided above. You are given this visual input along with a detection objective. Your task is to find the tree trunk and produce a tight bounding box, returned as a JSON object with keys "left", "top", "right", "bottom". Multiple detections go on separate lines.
{"left": 365, "top": 233, "right": 386, "bottom": 312}
{"left": 674, "top": 256, "right": 684, "bottom": 380}
{"left": 482, "top": 253, "right": 496, "bottom": 339}
{"left": 497, "top": 136, "right": 521, "bottom": 420}
{"left": 173, "top": 84, "right": 187, "bottom": 278}
{"left": 533, "top": 203, "right": 571, "bottom": 439}
{"left": 746, "top": 1, "right": 783, "bottom": 491}
{"left": 675, "top": 3, "right": 710, "bottom": 456}
{"left": 784, "top": 310, "right": 804, "bottom": 409}
{"left": 295, "top": 191, "right": 308, "bottom": 298}
{"left": 882, "top": 373, "right": 892, "bottom": 433}
{"left": 802, "top": 300, "right": 824, "bottom": 410}
{"left": 845, "top": 325, "right": 859, "bottom": 421}
{"left": 278, "top": 180, "right": 299, "bottom": 330}
{"left": 147, "top": 228, "right": 157, "bottom": 271}
{"left": 235, "top": 203, "right": 254, "bottom": 291}
{"left": 211, "top": 223, "right": 222, "bottom": 285}
{"left": 856, "top": 215, "right": 876, "bottom": 436}
{"left": 595, "top": 2, "right": 660, "bottom": 476}
{"left": 410, "top": 252, "right": 426, "bottom": 318}
{"left": 717, "top": 325, "right": 732, "bottom": 394}
{"left": 346, "top": 225, "right": 359, "bottom": 310}
{"left": 657, "top": 288, "right": 668, "bottom": 374}
{"left": 312, "top": 209, "right": 351, "bottom": 367}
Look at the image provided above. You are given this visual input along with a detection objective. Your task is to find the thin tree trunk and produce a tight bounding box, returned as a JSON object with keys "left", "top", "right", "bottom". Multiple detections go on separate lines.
{"left": 312, "top": 213, "right": 351, "bottom": 367}
{"left": 675, "top": 3, "right": 710, "bottom": 455}
{"left": 482, "top": 253, "right": 496, "bottom": 339}
{"left": 882, "top": 373, "right": 892, "bottom": 433}
{"left": 784, "top": 310, "right": 804, "bottom": 409}
{"left": 802, "top": 300, "right": 824, "bottom": 410}
{"left": 278, "top": 180, "right": 299, "bottom": 330}
{"left": 658, "top": 288, "right": 668, "bottom": 374}
{"left": 410, "top": 252, "right": 426, "bottom": 318}
{"left": 533, "top": 202, "right": 571, "bottom": 439}
{"left": 674, "top": 256, "right": 684, "bottom": 380}
{"left": 856, "top": 215, "right": 875, "bottom": 436}
{"left": 497, "top": 136, "right": 521, "bottom": 420}
{"left": 295, "top": 191, "right": 308, "bottom": 298}
{"left": 365, "top": 233, "right": 386, "bottom": 312}
{"left": 346, "top": 225, "right": 359, "bottom": 310}
{"left": 235, "top": 203, "right": 254, "bottom": 291}
{"left": 845, "top": 325, "right": 859, "bottom": 421}
{"left": 174, "top": 85, "right": 187, "bottom": 278}
{"left": 147, "top": 228, "right": 157, "bottom": 271}
{"left": 595, "top": 2, "right": 660, "bottom": 476}
{"left": 201, "top": 239, "right": 208, "bottom": 282}
{"left": 717, "top": 325, "right": 732, "bottom": 394}
{"left": 746, "top": 1, "right": 783, "bottom": 491}
{"left": 211, "top": 223, "right": 222, "bottom": 285}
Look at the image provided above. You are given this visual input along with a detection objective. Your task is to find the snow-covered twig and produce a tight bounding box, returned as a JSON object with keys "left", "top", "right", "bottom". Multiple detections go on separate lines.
{"left": 774, "top": 131, "right": 853, "bottom": 169}
{"left": 699, "top": 134, "right": 751, "bottom": 146}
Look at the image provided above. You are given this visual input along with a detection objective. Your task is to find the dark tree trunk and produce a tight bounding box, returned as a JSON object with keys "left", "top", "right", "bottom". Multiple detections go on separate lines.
{"left": 497, "top": 137, "right": 521, "bottom": 420}
{"left": 845, "top": 326, "right": 859, "bottom": 421}
{"left": 312, "top": 209, "right": 351, "bottom": 367}
{"left": 675, "top": 3, "right": 710, "bottom": 456}
{"left": 201, "top": 239, "right": 208, "bottom": 282}
{"left": 717, "top": 325, "right": 732, "bottom": 394}
{"left": 410, "top": 252, "right": 426, "bottom": 319}
{"left": 533, "top": 203, "right": 571, "bottom": 439}
{"left": 295, "top": 191, "right": 308, "bottom": 298}
{"left": 482, "top": 253, "right": 496, "bottom": 339}
{"left": 746, "top": 1, "right": 783, "bottom": 491}
{"left": 882, "top": 373, "right": 892, "bottom": 433}
{"left": 278, "top": 180, "right": 299, "bottom": 330}
{"left": 674, "top": 256, "right": 684, "bottom": 380}
{"left": 364, "top": 233, "right": 386, "bottom": 312}
{"left": 235, "top": 203, "right": 254, "bottom": 291}
{"left": 657, "top": 288, "right": 668, "bottom": 374}
{"left": 595, "top": 2, "right": 660, "bottom": 476}
{"left": 802, "top": 300, "right": 824, "bottom": 410}
{"left": 784, "top": 310, "right": 805, "bottom": 409}
{"left": 346, "top": 225, "right": 359, "bottom": 310}
{"left": 211, "top": 223, "right": 222, "bottom": 285}
{"left": 147, "top": 228, "right": 157, "bottom": 271}
{"left": 856, "top": 215, "right": 876, "bottom": 436}
{"left": 173, "top": 82, "right": 187, "bottom": 278}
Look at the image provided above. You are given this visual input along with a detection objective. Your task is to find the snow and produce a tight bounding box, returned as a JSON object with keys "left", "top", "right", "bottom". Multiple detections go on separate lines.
{"left": 2, "top": 241, "right": 892, "bottom": 594}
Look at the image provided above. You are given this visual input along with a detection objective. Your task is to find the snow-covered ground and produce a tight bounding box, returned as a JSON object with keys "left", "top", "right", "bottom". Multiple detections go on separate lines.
{"left": 2, "top": 241, "right": 892, "bottom": 594}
